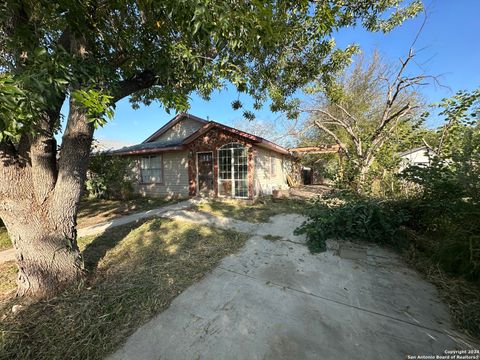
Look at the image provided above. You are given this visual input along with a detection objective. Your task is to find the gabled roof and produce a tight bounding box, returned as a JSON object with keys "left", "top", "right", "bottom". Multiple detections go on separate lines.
{"left": 111, "top": 113, "right": 290, "bottom": 156}
{"left": 182, "top": 120, "right": 290, "bottom": 155}
{"left": 142, "top": 113, "right": 208, "bottom": 143}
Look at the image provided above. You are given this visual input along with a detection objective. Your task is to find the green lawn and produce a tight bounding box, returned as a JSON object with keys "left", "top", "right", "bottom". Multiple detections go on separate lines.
{"left": 191, "top": 197, "right": 310, "bottom": 223}
{"left": 0, "top": 218, "right": 247, "bottom": 360}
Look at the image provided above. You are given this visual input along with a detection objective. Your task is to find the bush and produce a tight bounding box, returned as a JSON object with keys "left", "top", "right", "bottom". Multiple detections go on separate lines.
{"left": 295, "top": 194, "right": 411, "bottom": 253}
{"left": 296, "top": 191, "right": 480, "bottom": 281}
{"left": 399, "top": 150, "right": 480, "bottom": 280}
{"left": 296, "top": 191, "right": 480, "bottom": 338}
{"left": 87, "top": 152, "right": 134, "bottom": 200}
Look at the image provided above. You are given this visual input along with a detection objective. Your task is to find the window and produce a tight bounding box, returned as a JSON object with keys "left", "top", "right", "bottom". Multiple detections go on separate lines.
{"left": 218, "top": 143, "right": 248, "bottom": 198}
{"left": 270, "top": 154, "right": 276, "bottom": 177}
{"left": 140, "top": 155, "right": 163, "bottom": 183}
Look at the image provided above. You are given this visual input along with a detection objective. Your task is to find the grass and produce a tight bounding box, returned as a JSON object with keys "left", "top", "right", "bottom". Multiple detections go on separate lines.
{"left": 192, "top": 197, "right": 309, "bottom": 223}
{"left": 0, "top": 228, "right": 11, "bottom": 251}
{"left": 263, "top": 234, "right": 283, "bottom": 241}
{"left": 0, "top": 218, "right": 248, "bottom": 360}
{"left": 0, "top": 262, "right": 17, "bottom": 299}
{"left": 0, "top": 196, "right": 180, "bottom": 251}
{"left": 76, "top": 196, "right": 180, "bottom": 228}
{"left": 404, "top": 244, "right": 480, "bottom": 339}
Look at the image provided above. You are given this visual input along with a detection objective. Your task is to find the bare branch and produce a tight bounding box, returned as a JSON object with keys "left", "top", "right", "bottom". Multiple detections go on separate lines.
{"left": 422, "top": 137, "right": 434, "bottom": 152}
{"left": 302, "top": 108, "right": 361, "bottom": 148}
{"left": 370, "top": 109, "right": 412, "bottom": 155}
{"left": 371, "top": 103, "right": 416, "bottom": 143}
{"left": 313, "top": 120, "right": 350, "bottom": 158}
{"left": 334, "top": 103, "right": 359, "bottom": 125}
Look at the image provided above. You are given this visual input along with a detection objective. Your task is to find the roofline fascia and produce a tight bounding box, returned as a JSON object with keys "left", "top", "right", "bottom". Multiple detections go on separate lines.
{"left": 111, "top": 145, "right": 186, "bottom": 156}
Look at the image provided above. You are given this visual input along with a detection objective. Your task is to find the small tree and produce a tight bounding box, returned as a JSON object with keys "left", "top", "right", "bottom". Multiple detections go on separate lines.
{"left": 301, "top": 50, "right": 428, "bottom": 192}
{"left": 404, "top": 89, "right": 480, "bottom": 202}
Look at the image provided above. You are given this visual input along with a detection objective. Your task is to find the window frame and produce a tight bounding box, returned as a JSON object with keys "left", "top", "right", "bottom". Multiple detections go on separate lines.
{"left": 139, "top": 154, "right": 164, "bottom": 184}
{"left": 217, "top": 143, "right": 249, "bottom": 199}
{"left": 270, "top": 153, "right": 277, "bottom": 177}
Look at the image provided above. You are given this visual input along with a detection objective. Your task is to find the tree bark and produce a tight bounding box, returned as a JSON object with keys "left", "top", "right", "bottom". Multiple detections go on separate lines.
{"left": 0, "top": 99, "right": 93, "bottom": 298}
{"left": 0, "top": 162, "right": 84, "bottom": 298}
{"left": 357, "top": 156, "right": 375, "bottom": 193}
{"left": 2, "top": 207, "right": 83, "bottom": 298}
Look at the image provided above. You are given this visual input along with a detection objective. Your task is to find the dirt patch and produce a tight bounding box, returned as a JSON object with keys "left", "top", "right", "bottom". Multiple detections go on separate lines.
{"left": 289, "top": 185, "right": 332, "bottom": 200}
{"left": 191, "top": 198, "right": 308, "bottom": 223}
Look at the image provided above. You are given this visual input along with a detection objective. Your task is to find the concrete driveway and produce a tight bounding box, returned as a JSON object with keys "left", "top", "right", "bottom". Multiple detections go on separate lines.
{"left": 109, "top": 214, "right": 475, "bottom": 360}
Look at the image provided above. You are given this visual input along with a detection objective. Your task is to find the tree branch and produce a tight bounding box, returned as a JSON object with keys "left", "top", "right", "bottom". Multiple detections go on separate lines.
{"left": 369, "top": 110, "right": 411, "bottom": 156}
{"left": 334, "top": 103, "right": 359, "bottom": 126}
{"left": 112, "top": 70, "right": 157, "bottom": 102}
{"left": 304, "top": 108, "right": 359, "bottom": 140}
{"left": 313, "top": 120, "right": 350, "bottom": 158}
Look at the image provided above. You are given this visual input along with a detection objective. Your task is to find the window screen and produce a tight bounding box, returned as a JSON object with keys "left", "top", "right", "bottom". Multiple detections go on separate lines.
{"left": 140, "top": 155, "right": 163, "bottom": 183}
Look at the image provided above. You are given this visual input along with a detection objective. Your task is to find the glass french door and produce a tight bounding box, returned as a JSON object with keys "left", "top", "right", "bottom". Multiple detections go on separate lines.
{"left": 218, "top": 143, "right": 248, "bottom": 198}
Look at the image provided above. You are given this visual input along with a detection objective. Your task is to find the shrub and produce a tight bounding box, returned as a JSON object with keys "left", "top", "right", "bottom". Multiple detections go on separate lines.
{"left": 399, "top": 149, "right": 480, "bottom": 280}
{"left": 296, "top": 192, "right": 480, "bottom": 282}
{"left": 87, "top": 152, "right": 134, "bottom": 200}
{"left": 295, "top": 194, "right": 411, "bottom": 253}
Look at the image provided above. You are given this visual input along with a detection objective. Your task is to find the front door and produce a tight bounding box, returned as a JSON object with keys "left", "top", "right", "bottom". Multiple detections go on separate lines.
{"left": 197, "top": 152, "right": 214, "bottom": 196}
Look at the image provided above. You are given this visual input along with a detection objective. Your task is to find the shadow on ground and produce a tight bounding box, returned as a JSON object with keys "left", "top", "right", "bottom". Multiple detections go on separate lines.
{"left": 0, "top": 218, "right": 247, "bottom": 360}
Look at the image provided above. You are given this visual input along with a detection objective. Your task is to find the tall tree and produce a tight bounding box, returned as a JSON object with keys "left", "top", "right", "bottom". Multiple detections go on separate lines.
{"left": 301, "top": 50, "right": 427, "bottom": 191}
{"left": 0, "top": 0, "right": 422, "bottom": 297}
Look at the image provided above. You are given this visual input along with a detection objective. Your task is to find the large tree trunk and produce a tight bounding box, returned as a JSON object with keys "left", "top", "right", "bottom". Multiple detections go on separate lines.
{"left": 0, "top": 99, "right": 94, "bottom": 298}
{"left": 2, "top": 208, "right": 83, "bottom": 298}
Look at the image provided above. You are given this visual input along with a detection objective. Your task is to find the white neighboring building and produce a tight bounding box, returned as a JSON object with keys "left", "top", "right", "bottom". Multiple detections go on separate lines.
{"left": 398, "top": 146, "right": 435, "bottom": 171}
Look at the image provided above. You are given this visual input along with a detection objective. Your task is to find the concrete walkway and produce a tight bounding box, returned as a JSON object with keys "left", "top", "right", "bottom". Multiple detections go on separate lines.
{"left": 0, "top": 199, "right": 202, "bottom": 263}
{"left": 77, "top": 198, "right": 202, "bottom": 237}
{"left": 108, "top": 213, "right": 476, "bottom": 360}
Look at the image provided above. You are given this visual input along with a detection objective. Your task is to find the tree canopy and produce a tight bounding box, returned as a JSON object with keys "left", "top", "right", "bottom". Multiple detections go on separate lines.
{"left": 0, "top": 0, "right": 423, "bottom": 139}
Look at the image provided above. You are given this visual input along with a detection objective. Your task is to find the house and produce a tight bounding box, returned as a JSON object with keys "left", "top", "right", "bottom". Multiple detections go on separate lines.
{"left": 111, "top": 113, "right": 296, "bottom": 199}
{"left": 398, "top": 146, "right": 436, "bottom": 171}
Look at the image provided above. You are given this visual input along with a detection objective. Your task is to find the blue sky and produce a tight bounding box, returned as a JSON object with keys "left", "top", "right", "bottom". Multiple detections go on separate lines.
{"left": 88, "top": 0, "right": 480, "bottom": 147}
